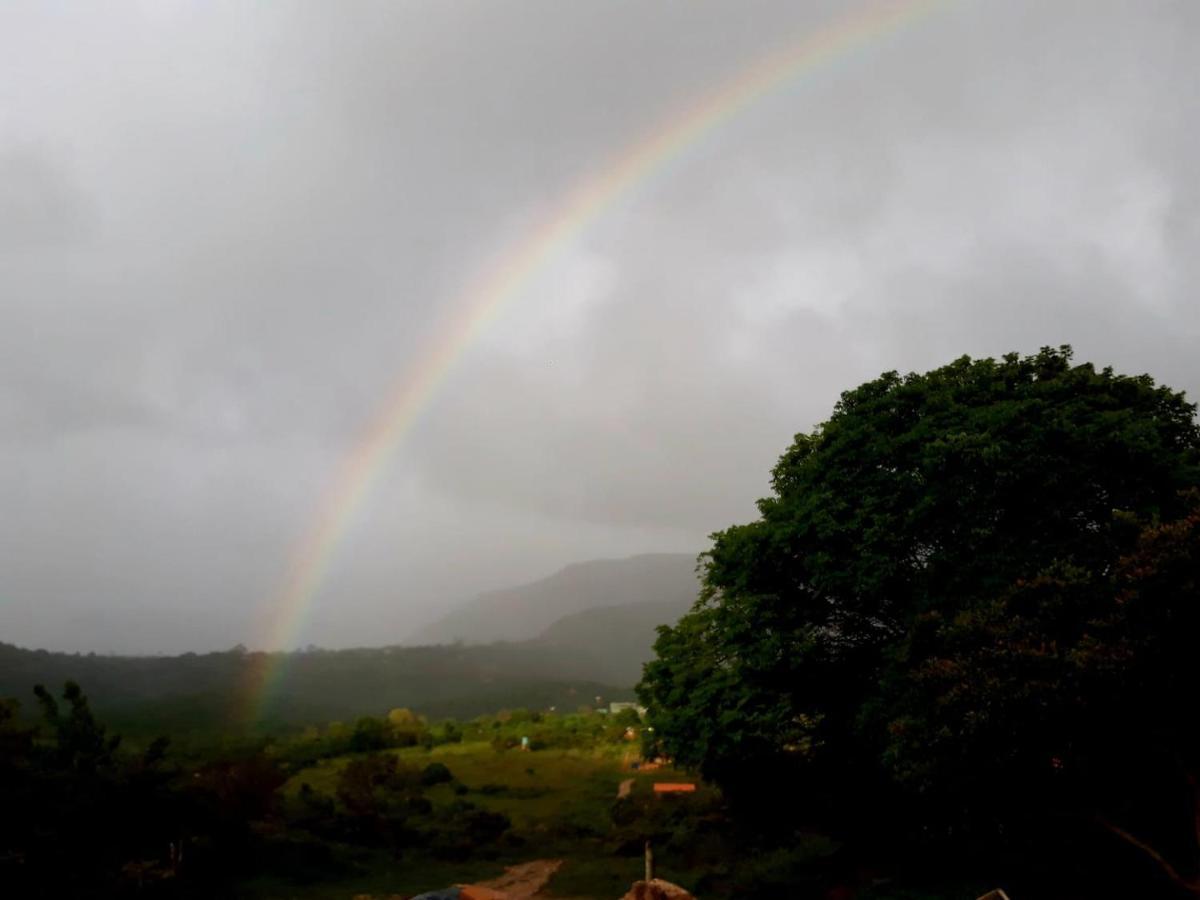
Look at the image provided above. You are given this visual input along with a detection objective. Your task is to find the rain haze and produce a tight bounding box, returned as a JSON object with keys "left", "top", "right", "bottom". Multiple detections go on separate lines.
{"left": 2, "top": 0, "right": 1197, "bottom": 654}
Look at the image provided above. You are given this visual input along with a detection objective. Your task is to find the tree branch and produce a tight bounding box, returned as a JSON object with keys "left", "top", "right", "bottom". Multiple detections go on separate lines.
{"left": 1097, "top": 817, "right": 1200, "bottom": 896}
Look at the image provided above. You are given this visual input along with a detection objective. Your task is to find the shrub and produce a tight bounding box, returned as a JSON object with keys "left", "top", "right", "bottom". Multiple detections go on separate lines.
{"left": 420, "top": 762, "right": 453, "bottom": 786}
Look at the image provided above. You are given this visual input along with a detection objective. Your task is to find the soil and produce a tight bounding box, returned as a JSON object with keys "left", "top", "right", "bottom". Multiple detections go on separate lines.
{"left": 470, "top": 858, "right": 564, "bottom": 899}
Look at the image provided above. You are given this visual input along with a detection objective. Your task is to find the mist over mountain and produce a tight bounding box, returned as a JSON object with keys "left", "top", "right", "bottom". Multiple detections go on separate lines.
{"left": 408, "top": 553, "right": 700, "bottom": 646}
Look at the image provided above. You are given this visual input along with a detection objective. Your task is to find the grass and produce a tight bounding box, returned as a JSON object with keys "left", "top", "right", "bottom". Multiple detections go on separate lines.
{"left": 285, "top": 741, "right": 695, "bottom": 835}
{"left": 273, "top": 741, "right": 707, "bottom": 899}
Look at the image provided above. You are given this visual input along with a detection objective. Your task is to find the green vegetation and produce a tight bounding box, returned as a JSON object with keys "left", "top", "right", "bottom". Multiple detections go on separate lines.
{"left": 642, "top": 347, "right": 1200, "bottom": 897}
{"left": 0, "top": 682, "right": 720, "bottom": 898}
{"left": 0, "top": 640, "right": 636, "bottom": 739}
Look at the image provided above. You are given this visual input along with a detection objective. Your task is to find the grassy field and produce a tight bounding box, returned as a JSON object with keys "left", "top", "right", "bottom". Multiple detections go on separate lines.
{"left": 270, "top": 741, "right": 705, "bottom": 899}
{"left": 287, "top": 741, "right": 672, "bottom": 830}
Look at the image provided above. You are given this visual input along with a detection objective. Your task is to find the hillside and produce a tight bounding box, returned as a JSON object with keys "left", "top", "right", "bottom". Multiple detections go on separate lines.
{"left": 409, "top": 552, "right": 699, "bottom": 645}
{"left": 532, "top": 597, "right": 695, "bottom": 685}
{"left": 0, "top": 640, "right": 631, "bottom": 733}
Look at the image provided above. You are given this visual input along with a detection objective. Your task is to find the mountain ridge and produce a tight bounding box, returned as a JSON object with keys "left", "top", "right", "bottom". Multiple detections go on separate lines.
{"left": 408, "top": 552, "right": 700, "bottom": 646}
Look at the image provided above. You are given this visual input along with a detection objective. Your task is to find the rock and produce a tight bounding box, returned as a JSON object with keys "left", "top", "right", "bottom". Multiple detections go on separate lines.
{"left": 619, "top": 878, "right": 696, "bottom": 900}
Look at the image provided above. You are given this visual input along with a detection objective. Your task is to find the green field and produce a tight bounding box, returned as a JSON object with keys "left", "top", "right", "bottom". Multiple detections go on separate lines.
{"left": 274, "top": 741, "right": 704, "bottom": 899}
{"left": 287, "top": 742, "right": 658, "bottom": 827}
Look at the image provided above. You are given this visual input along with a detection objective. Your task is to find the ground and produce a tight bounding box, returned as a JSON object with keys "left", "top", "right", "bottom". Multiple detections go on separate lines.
{"left": 473, "top": 858, "right": 563, "bottom": 898}
{"left": 250, "top": 742, "right": 701, "bottom": 900}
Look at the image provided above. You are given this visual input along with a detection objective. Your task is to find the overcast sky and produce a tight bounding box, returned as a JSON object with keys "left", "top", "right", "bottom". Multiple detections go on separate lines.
{"left": 2, "top": 0, "right": 1197, "bottom": 653}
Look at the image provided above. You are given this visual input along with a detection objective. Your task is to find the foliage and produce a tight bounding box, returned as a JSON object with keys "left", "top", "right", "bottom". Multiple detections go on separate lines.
{"left": 34, "top": 679, "right": 123, "bottom": 771}
{"left": 883, "top": 495, "right": 1200, "bottom": 892}
{"left": 0, "top": 682, "right": 184, "bottom": 897}
{"left": 349, "top": 715, "right": 391, "bottom": 752}
{"left": 336, "top": 753, "right": 421, "bottom": 818}
{"left": 640, "top": 348, "right": 1200, "bottom": 887}
{"left": 421, "top": 761, "right": 455, "bottom": 786}
{"left": 0, "top": 640, "right": 635, "bottom": 737}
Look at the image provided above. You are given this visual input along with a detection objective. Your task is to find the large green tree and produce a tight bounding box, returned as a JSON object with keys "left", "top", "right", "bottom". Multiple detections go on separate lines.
{"left": 639, "top": 348, "right": 1200, "bottom": 880}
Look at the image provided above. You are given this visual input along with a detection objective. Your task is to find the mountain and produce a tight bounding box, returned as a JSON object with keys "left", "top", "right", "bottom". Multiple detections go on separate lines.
{"left": 409, "top": 553, "right": 700, "bottom": 645}
{"left": 531, "top": 597, "right": 696, "bottom": 685}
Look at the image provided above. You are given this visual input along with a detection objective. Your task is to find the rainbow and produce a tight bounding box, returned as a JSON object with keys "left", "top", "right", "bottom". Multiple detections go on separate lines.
{"left": 244, "top": 0, "right": 946, "bottom": 718}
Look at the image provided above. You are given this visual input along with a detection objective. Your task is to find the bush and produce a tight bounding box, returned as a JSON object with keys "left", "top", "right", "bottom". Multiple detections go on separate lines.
{"left": 391, "top": 728, "right": 421, "bottom": 748}
{"left": 335, "top": 753, "right": 421, "bottom": 819}
{"left": 349, "top": 716, "right": 390, "bottom": 753}
{"left": 420, "top": 762, "right": 453, "bottom": 786}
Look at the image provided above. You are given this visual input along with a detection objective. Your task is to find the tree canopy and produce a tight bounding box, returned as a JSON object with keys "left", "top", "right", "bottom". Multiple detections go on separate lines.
{"left": 639, "top": 347, "right": 1200, "bottom": 887}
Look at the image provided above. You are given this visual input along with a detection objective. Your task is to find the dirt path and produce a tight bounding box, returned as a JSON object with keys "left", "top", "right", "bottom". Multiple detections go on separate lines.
{"left": 617, "top": 778, "right": 634, "bottom": 799}
{"left": 472, "top": 858, "right": 563, "bottom": 899}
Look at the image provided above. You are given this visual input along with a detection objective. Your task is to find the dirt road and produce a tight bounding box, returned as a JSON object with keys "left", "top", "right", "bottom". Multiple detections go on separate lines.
{"left": 472, "top": 858, "right": 563, "bottom": 899}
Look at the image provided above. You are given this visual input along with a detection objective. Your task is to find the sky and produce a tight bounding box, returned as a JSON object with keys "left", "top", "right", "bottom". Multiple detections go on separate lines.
{"left": 1, "top": 0, "right": 1198, "bottom": 654}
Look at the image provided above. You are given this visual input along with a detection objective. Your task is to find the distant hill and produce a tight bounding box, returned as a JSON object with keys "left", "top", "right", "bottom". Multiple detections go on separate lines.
{"left": 0, "top": 640, "right": 633, "bottom": 734}
{"left": 532, "top": 598, "right": 696, "bottom": 686}
{"left": 410, "top": 553, "right": 699, "bottom": 645}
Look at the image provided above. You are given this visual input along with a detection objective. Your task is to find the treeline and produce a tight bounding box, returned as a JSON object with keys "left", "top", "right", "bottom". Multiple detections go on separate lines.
{"left": 0, "top": 640, "right": 635, "bottom": 736}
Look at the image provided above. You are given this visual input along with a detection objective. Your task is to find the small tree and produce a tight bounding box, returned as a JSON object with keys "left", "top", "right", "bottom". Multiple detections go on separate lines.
{"left": 34, "top": 681, "right": 121, "bottom": 772}
{"left": 420, "top": 761, "right": 454, "bottom": 787}
{"left": 349, "top": 716, "right": 390, "bottom": 753}
{"left": 336, "top": 753, "right": 421, "bottom": 821}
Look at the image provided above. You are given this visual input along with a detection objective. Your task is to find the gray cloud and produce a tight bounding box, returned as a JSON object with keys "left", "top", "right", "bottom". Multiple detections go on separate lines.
{"left": 0, "top": 147, "right": 96, "bottom": 251}
{"left": 1, "top": 0, "right": 1197, "bottom": 652}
